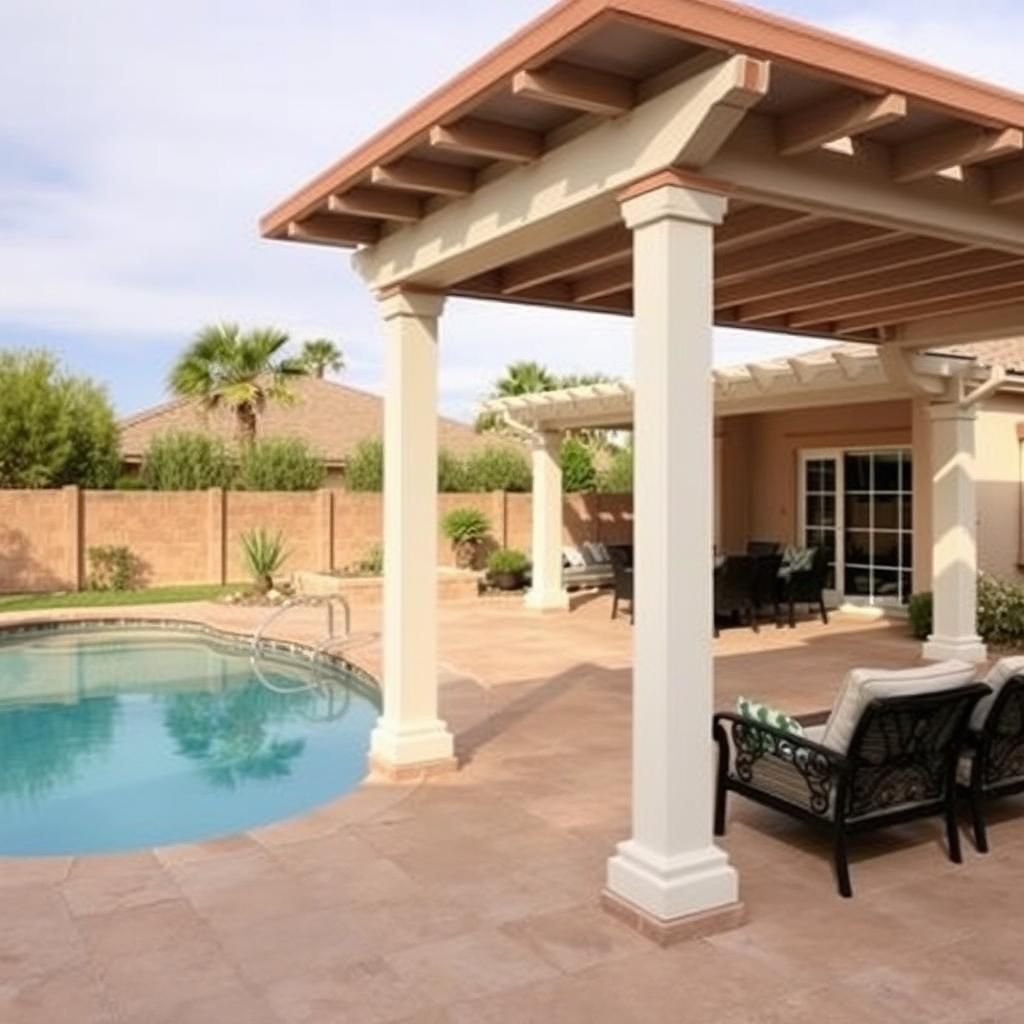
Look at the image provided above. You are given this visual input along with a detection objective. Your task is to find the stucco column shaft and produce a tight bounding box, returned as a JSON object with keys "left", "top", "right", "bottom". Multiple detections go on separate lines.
{"left": 923, "top": 402, "right": 986, "bottom": 663}
{"left": 525, "top": 431, "right": 569, "bottom": 611}
{"left": 605, "top": 184, "right": 740, "bottom": 930}
{"left": 371, "top": 289, "right": 455, "bottom": 771}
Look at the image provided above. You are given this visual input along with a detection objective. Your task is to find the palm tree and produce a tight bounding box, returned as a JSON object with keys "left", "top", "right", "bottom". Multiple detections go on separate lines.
{"left": 492, "top": 360, "right": 558, "bottom": 397}
{"left": 169, "top": 323, "right": 307, "bottom": 444}
{"left": 300, "top": 338, "right": 345, "bottom": 379}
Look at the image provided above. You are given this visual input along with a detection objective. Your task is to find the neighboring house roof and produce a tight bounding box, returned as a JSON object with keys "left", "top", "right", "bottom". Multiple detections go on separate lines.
{"left": 119, "top": 376, "right": 512, "bottom": 465}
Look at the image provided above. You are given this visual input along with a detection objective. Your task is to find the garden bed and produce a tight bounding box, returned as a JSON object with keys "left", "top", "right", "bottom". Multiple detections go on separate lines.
{"left": 292, "top": 568, "right": 480, "bottom": 602}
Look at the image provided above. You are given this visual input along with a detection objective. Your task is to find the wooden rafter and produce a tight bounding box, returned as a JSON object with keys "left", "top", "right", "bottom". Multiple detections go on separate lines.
{"left": 370, "top": 159, "right": 475, "bottom": 197}
{"left": 715, "top": 206, "right": 816, "bottom": 251}
{"left": 287, "top": 214, "right": 381, "bottom": 247}
{"left": 989, "top": 158, "right": 1024, "bottom": 206}
{"left": 327, "top": 189, "right": 422, "bottom": 223}
{"left": 512, "top": 61, "right": 634, "bottom": 116}
{"left": 429, "top": 117, "right": 544, "bottom": 163}
{"left": 835, "top": 283, "right": 1024, "bottom": 333}
{"left": 501, "top": 225, "right": 632, "bottom": 294}
{"left": 778, "top": 91, "right": 906, "bottom": 157}
{"left": 572, "top": 261, "right": 632, "bottom": 303}
{"left": 892, "top": 125, "right": 1023, "bottom": 183}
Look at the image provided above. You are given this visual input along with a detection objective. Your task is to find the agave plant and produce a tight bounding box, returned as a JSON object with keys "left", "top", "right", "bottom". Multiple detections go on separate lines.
{"left": 240, "top": 528, "right": 289, "bottom": 594}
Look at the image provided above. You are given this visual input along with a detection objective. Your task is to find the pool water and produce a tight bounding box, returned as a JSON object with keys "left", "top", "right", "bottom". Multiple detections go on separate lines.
{"left": 0, "top": 628, "right": 379, "bottom": 856}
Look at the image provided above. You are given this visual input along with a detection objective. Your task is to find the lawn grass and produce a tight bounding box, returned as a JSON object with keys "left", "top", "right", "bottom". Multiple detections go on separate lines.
{"left": 0, "top": 583, "right": 242, "bottom": 614}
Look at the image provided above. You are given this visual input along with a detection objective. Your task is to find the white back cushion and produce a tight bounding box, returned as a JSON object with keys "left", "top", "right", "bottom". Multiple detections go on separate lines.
{"left": 562, "top": 547, "right": 586, "bottom": 569}
{"left": 971, "top": 656, "right": 1024, "bottom": 730}
{"left": 821, "top": 660, "right": 977, "bottom": 754}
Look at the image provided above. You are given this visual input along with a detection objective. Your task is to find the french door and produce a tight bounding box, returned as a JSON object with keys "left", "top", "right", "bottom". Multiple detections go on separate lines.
{"left": 799, "top": 448, "right": 913, "bottom": 608}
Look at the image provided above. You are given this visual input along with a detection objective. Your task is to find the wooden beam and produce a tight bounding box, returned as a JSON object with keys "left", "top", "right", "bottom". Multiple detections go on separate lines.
{"left": 287, "top": 214, "right": 381, "bottom": 247}
{"left": 370, "top": 159, "right": 475, "bottom": 197}
{"left": 715, "top": 206, "right": 816, "bottom": 251}
{"left": 736, "top": 249, "right": 1021, "bottom": 322}
{"left": 429, "top": 117, "right": 543, "bottom": 163}
{"left": 512, "top": 61, "right": 634, "bottom": 117}
{"left": 714, "top": 237, "right": 960, "bottom": 307}
{"left": 327, "top": 189, "right": 422, "bottom": 223}
{"left": 572, "top": 261, "right": 632, "bottom": 303}
{"left": 836, "top": 283, "right": 1024, "bottom": 333}
{"left": 790, "top": 263, "right": 1024, "bottom": 328}
{"left": 778, "top": 91, "right": 907, "bottom": 157}
{"left": 893, "top": 125, "right": 1024, "bottom": 183}
{"left": 501, "top": 226, "right": 632, "bottom": 294}
{"left": 989, "top": 158, "right": 1024, "bottom": 205}
{"left": 716, "top": 222, "right": 899, "bottom": 284}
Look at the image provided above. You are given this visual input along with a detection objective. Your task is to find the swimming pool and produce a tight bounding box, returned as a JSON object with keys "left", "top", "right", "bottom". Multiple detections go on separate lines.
{"left": 0, "top": 623, "right": 379, "bottom": 856}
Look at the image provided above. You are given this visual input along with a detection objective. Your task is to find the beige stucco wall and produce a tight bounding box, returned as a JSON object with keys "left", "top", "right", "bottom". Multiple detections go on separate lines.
{"left": 975, "top": 392, "right": 1024, "bottom": 582}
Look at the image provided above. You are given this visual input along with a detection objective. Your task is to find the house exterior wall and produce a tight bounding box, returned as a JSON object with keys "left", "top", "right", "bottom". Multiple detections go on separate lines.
{"left": 976, "top": 392, "right": 1024, "bottom": 582}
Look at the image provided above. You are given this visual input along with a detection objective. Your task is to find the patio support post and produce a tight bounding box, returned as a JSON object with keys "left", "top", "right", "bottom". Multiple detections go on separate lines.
{"left": 922, "top": 402, "right": 987, "bottom": 663}
{"left": 603, "top": 182, "right": 742, "bottom": 940}
{"left": 526, "top": 430, "right": 569, "bottom": 611}
{"left": 371, "top": 288, "right": 456, "bottom": 775}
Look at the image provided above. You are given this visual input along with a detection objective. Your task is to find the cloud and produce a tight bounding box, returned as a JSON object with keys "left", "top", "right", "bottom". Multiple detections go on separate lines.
{"left": 2, "top": 0, "right": 1020, "bottom": 418}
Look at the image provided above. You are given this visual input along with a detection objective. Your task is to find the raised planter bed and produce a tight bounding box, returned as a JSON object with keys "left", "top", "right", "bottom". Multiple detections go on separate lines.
{"left": 292, "top": 568, "right": 480, "bottom": 603}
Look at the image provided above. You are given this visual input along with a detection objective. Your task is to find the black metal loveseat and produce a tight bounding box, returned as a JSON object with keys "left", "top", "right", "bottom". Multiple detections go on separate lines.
{"left": 958, "top": 658, "right": 1024, "bottom": 853}
{"left": 713, "top": 660, "right": 989, "bottom": 897}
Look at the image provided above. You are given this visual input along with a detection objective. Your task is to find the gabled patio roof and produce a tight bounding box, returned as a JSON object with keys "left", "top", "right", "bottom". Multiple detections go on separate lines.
{"left": 263, "top": 0, "right": 1024, "bottom": 346}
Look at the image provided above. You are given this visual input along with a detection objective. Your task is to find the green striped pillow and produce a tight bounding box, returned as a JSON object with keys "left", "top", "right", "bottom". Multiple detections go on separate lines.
{"left": 737, "top": 697, "right": 804, "bottom": 737}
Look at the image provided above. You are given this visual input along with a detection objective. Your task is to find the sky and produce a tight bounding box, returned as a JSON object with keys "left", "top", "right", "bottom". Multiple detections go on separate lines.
{"left": 2, "top": 0, "right": 1023, "bottom": 421}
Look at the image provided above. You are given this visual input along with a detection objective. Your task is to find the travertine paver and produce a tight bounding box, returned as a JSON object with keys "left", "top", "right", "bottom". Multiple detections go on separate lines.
{"left": 0, "top": 595, "right": 1021, "bottom": 1023}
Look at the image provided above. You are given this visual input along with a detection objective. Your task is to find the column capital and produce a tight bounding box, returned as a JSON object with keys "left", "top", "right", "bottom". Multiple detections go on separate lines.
{"left": 620, "top": 173, "right": 728, "bottom": 231}
{"left": 376, "top": 287, "right": 446, "bottom": 322}
{"left": 531, "top": 429, "right": 563, "bottom": 454}
{"left": 928, "top": 401, "right": 978, "bottom": 423}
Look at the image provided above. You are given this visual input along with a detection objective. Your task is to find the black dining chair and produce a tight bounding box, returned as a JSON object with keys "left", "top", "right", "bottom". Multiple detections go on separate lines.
{"left": 608, "top": 545, "right": 634, "bottom": 623}
{"left": 714, "top": 554, "right": 758, "bottom": 636}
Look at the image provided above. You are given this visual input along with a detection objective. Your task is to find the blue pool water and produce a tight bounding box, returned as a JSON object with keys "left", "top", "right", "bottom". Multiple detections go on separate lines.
{"left": 0, "top": 627, "right": 379, "bottom": 856}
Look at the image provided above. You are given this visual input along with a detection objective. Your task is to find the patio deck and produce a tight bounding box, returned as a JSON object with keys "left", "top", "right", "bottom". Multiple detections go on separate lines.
{"left": 2, "top": 596, "right": 1022, "bottom": 1024}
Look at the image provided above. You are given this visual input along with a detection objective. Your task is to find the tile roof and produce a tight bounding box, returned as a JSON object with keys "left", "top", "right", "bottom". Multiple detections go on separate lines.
{"left": 119, "top": 376, "right": 514, "bottom": 464}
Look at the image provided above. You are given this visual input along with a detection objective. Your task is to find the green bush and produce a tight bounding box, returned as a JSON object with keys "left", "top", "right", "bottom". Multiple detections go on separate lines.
{"left": 462, "top": 445, "right": 531, "bottom": 492}
{"left": 115, "top": 474, "right": 147, "bottom": 491}
{"left": 560, "top": 436, "right": 596, "bottom": 493}
{"left": 88, "top": 545, "right": 144, "bottom": 591}
{"left": 141, "top": 432, "right": 234, "bottom": 490}
{"left": 0, "top": 349, "right": 119, "bottom": 488}
{"left": 240, "top": 528, "right": 288, "bottom": 593}
{"left": 598, "top": 446, "right": 632, "bottom": 493}
{"left": 356, "top": 543, "right": 384, "bottom": 575}
{"left": 345, "top": 438, "right": 384, "bottom": 491}
{"left": 978, "top": 573, "right": 1024, "bottom": 647}
{"left": 236, "top": 437, "right": 325, "bottom": 491}
{"left": 908, "top": 592, "right": 933, "bottom": 640}
{"left": 487, "top": 547, "right": 529, "bottom": 574}
{"left": 441, "top": 507, "right": 491, "bottom": 544}
{"left": 437, "top": 448, "right": 468, "bottom": 492}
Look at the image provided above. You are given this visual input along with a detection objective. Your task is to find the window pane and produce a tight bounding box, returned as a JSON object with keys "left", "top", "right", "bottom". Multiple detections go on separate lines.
{"left": 901, "top": 531, "right": 914, "bottom": 569}
{"left": 846, "top": 494, "right": 872, "bottom": 529}
{"left": 845, "top": 565, "right": 871, "bottom": 596}
{"left": 821, "top": 459, "right": 836, "bottom": 492}
{"left": 900, "top": 451, "right": 913, "bottom": 491}
{"left": 874, "top": 494, "right": 900, "bottom": 530}
{"left": 874, "top": 569, "right": 900, "bottom": 599}
{"left": 901, "top": 495, "right": 913, "bottom": 531}
{"left": 845, "top": 453, "right": 872, "bottom": 491}
{"left": 846, "top": 530, "right": 871, "bottom": 564}
{"left": 805, "top": 494, "right": 821, "bottom": 528}
{"left": 874, "top": 452, "right": 901, "bottom": 492}
{"left": 874, "top": 532, "right": 900, "bottom": 568}
{"left": 821, "top": 495, "right": 836, "bottom": 527}
{"left": 901, "top": 571, "right": 913, "bottom": 604}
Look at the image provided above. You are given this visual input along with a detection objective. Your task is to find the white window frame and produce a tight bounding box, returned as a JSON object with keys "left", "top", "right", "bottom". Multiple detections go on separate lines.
{"left": 798, "top": 446, "right": 913, "bottom": 610}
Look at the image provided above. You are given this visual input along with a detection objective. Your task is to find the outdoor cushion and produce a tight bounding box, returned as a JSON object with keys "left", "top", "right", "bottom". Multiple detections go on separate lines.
{"left": 970, "top": 656, "right": 1024, "bottom": 731}
{"left": 779, "top": 545, "right": 815, "bottom": 577}
{"left": 582, "top": 541, "right": 611, "bottom": 566}
{"left": 562, "top": 547, "right": 586, "bottom": 569}
{"left": 736, "top": 696, "right": 804, "bottom": 737}
{"left": 820, "top": 660, "right": 977, "bottom": 754}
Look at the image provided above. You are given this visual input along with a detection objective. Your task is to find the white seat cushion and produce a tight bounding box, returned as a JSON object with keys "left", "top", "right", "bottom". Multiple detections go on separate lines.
{"left": 562, "top": 547, "right": 586, "bottom": 569}
{"left": 820, "top": 660, "right": 977, "bottom": 754}
{"left": 970, "top": 656, "right": 1024, "bottom": 731}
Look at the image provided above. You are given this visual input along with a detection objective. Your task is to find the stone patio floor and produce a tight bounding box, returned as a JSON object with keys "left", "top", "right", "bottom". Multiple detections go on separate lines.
{"left": 2, "top": 594, "right": 1024, "bottom": 1023}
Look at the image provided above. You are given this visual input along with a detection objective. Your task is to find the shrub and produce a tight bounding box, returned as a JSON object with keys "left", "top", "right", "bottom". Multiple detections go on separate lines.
{"left": 462, "top": 445, "right": 531, "bottom": 492}
{"left": 487, "top": 547, "right": 529, "bottom": 574}
{"left": 236, "top": 437, "right": 325, "bottom": 491}
{"left": 442, "top": 506, "right": 491, "bottom": 569}
{"left": 437, "top": 448, "right": 468, "bottom": 492}
{"left": 598, "top": 446, "right": 633, "bottom": 493}
{"left": 141, "top": 432, "right": 234, "bottom": 490}
{"left": 88, "top": 545, "right": 143, "bottom": 591}
{"left": 240, "top": 528, "right": 289, "bottom": 593}
{"left": 978, "top": 573, "right": 1024, "bottom": 647}
{"left": 908, "top": 592, "right": 933, "bottom": 640}
{"left": 115, "top": 474, "right": 147, "bottom": 491}
{"left": 0, "top": 349, "right": 119, "bottom": 488}
{"left": 357, "top": 543, "right": 383, "bottom": 575}
{"left": 345, "top": 438, "right": 383, "bottom": 491}
{"left": 560, "top": 436, "right": 596, "bottom": 493}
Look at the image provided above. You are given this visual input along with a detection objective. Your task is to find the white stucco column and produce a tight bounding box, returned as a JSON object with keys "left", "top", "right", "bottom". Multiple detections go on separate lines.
{"left": 604, "top": 182, "right": 742, "bottom": 938}
{"left": 525, "top": 430, "right": 569, "bottom": 611}
{"left": 923, "top": 402, "right": 987, "bottom": 663}
{"left": 371, "top": 288, "right": 456, "bottom": 773}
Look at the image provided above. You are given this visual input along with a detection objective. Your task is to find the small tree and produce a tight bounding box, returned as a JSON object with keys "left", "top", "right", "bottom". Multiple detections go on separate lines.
{"left": 442, "top": 507, "right": 491, "bottom": 568}
{"left": 141, "top": 432, "right": 234, "bottom": 491}
{"left": 437, "top": 448, "right": 468, "bottom": 492}
{"left": 560, "top": 437, "right": 596, "bottom": 493}
{"left": 236, "top": 438, "right": 325, "bottom": 491}
{"left": 597, "top": 446, "right": 633, "bottom": 493}
{"left": 345, "top": 438, "right": 384, "bottom": 491}
{"left": 299, "top": 338, "right": 345, "bottom": 379}
{"left": 463, "top": 446, "right": 531, "bottom": 492}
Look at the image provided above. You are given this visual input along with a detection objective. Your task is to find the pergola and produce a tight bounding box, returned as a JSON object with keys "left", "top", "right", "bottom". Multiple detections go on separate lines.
{"left": 262, "top": 0, "right": 1024, "bottom": 941}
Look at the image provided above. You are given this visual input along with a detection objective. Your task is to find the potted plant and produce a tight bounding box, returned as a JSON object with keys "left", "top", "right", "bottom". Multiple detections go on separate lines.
{"left": 441, "top": 507, "right": 491, "bottom": 569}
{"left": 240, "top": 528, "right": 288, "bottom": 595}
{"left": 487, "top": 547, "right": 530, "bottom": 591}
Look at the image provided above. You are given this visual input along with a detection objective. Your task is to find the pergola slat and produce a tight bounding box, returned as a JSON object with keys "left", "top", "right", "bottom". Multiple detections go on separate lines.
{"left": 572, "top": 261, "right": 633, "bottom": 302}
{"left": 287, "top": 214, "right": 381, "bottom": 247}
{"left": 429, "top": 117, "right": 544, "bottom": 163}
{"left": 512, "top": 61, "right": 635, "bottom": 116}
{"left": 371, "top": 159, "right": 476, "bottom": 197}
{"left": 327, "top": 190, "right": 422, "bottom": 223}
{"left": 501, "top": 225, "right": 632, "bottom": 294}
{"left": 892, "top": 125, "right": 1024, "bottom": 183}
{"left": 778, "top": 91, "right": 907, "bottom": 157}
{"left": 989, "top": 158, "right": 1024, "bottom": 206}
{"left": 836, "top": 282, "right": 1024, "bottom": 332}
{"left": 715, "top": 207, "right": 817, "bottom": 251}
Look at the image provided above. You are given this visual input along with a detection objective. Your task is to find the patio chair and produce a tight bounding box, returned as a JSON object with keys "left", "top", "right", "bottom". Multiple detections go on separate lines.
{"left": 608, "top": 544, "right": 634, "bottom": 623}
{"left": 750, "top": 552, "right": 784, "bottom": 627}
{"left": 562, "top": 545, "right": 614, "bottom": 590}
{"left": 958, "top": 657, "right": 1024, "bottom": 853}
{"left": 713, "top": 660, "right": 987, "bottom": 897}
{"left": 746, "top": 540, "right": 782, "bottom": 557}
{"left": 779, "top": 545, "right": 830, "bottom": 628}
{"left": 713, "top": 554, "right": 758, "bottom": 636}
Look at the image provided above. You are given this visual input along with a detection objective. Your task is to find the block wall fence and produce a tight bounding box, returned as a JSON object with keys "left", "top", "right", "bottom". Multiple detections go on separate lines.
{"left": 0, "top": 487, "right": 634, "bottom": 593}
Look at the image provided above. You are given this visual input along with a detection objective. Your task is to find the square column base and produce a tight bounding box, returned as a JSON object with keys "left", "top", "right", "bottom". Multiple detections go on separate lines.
{"left": 524, "top": 587, "right": 570, "bottom": 612}
{"left": 606, "top": 839, "right": 739, "bottom": 925}
{"left": 601, "top": 888, "right": 746, "bottom": 946}
{"left": 922, "top": 635, "right": 988, "bottom": 664}
{"left": 369, "top": 718, "right": 455, "bottom": 778}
